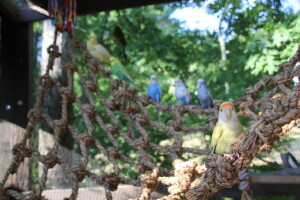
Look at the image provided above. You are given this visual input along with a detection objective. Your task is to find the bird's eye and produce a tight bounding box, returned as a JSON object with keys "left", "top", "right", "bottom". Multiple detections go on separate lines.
{"left": 220, "top": 109, "right": 223, "bottom": 112}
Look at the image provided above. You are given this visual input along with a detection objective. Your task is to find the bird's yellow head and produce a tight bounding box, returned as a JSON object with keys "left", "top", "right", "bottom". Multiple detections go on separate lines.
{"left": 280, "top": 147, "right": 288, "bottom": 153}
{"left": 219, "top": 101, "right": 234, "bottom": 119}
{"left": 87, "top": 32, "right": 97, "bottom": 45}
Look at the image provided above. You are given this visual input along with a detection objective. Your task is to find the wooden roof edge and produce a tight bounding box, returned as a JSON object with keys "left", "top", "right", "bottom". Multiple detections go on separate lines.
{"left": 26, "top": 0, "right": 181, "bottom": 22}
{"left": 1, "top": 0, "right": 181, "bottom": 23}
{"left": 0, "top": 0, "right": 48, "bottom": 23}
{"left": 76, "top": 0, "right": 181, "bottom": 16}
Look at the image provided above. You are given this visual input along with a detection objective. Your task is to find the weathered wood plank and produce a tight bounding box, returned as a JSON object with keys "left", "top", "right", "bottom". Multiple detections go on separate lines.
{"left": 0, "top": 119, "right": 30, "bottom": 191}
{"left": 250, "top": 175, "right": 300, "bottom": 184}
{"left": 41, "top": 185, "right": 166, "bottom": 200}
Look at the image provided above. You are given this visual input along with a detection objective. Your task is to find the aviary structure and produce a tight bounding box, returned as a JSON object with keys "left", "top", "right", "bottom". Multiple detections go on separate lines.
{"left": 0, "top": 30, "right": 300, "bottom": 200}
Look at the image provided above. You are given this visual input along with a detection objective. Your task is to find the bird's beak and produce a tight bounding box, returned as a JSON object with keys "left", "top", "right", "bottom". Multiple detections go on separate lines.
{"left": 225, "top": 109, "right": 232, "bottom": 119}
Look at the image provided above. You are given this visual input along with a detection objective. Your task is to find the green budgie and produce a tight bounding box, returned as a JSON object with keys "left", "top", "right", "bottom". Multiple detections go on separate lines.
{"left": 110, "top": 57, "right": 135, "bottom": 85}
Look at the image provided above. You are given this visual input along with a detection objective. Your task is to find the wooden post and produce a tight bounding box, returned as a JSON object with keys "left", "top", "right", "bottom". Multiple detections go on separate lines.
{"left": 0, "top": 16, "right": 33, "bottom": 128}
{"left": 0, "top": 15, "right": 33, "bottom": 191}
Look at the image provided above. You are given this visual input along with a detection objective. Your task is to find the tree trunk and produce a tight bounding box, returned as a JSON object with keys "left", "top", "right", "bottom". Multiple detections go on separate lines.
{"left": 218, "top": 2, "right": 230, "bottom": 94}
{"left": 38, "top": 20, "right": 78, "bottom": 189}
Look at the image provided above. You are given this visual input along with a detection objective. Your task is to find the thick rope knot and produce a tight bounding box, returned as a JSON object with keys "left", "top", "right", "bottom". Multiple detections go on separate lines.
{"left": 113, "top": 88, "right": 139, "bottom": 114}
{"left": 39, "top": 74, "right": 55, "bottom": 90}
{"left": 53, "top": 119, "right": 67, "bottom": 133}
{"left": 71, "top": 38, "right": 83, "bottom": 49}
{"left": 47, "top": 44, "right": 61, "bottom": 58}
{"left": 11, "top": 144, "right": 32, "bottom": 173}
{"left": 139, "top": 95, "right": 151, "bottom": 106}
{"left": 89, "top": 59, "right": 100, "bottom": 72}
{"left": 27, "top": 109, "right": 43, "bottom": 123}
{"left": 12, "top": 143, "right": 32, "bottom": 157}
{"left": 86, "top": 80, "right": 97, "bottom": 92}
{"left": 167, "top": 120, "right": 181, "bottom": 132}
{"left": 78, "top": 133, "right": 95, "bottom": 146}
{"left": 134, "top": 114, "right": 149, "bottom": 126}
{"left": 107, "top": 147, "right": 120, "bottom": 159}
{"left": 110, "top": 79, "right": 123, "bottom": 90}
{"left": 159, "top": 160, "right": 197, "bottom": 198}
{"left": 39, "top": 148, "right": 61, "bottom": 168}
{"left": 59, "top": 87, "right": 76, "bottom": 99}
{"left": 205, "top": 155, "right": 237, "bottom": 187}
{"left": 105, "top": 124, "right": 119, "bottom": 135}
{"left": 64, "top": 63, "right": 77, "bottom": 72}
{"left": 136, "top": 168, "right": 159, "bottom": 200}
{"left": 71, "top": 164, "right": 87, "bottom": 182}
{"left": 134, "top": 138, "right": 149, "bottom": 149}
{"left": 59, "top": 87, "right": 75, "bottom": 99}
{"left": 103, "top": 173, "right": 120, "bottom": 191}
{"left": 138, "top": 154, "right": 156, "bottom": 173}
{"left": 82, "top": 104, "right": 96, "bottom": 117}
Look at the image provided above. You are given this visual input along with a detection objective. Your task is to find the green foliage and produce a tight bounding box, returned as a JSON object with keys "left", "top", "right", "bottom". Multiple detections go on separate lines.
{"left": 245, "top": 15, "right": 300, "bottom": 75}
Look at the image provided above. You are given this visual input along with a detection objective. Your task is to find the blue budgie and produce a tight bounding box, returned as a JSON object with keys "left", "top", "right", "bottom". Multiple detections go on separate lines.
{"left": 197, "top": 78, "right": 213, "bottom": 109}
{"left": 175, "top": 78, "right": 192, "bottom": 105}
{"left": 147, "top": 74, "right": 162, "bottom": 102}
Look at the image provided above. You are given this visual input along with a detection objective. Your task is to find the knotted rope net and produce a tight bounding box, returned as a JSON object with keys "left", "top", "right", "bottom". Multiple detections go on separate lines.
{"left": 0, "top": 31, "right": 300, "bottom": 200}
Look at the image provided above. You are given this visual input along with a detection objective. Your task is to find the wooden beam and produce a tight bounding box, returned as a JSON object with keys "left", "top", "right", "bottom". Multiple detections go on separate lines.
{"left": 16, "top": 7, "right": 49, "bottom": 23}
{"left": 0, "top": 0, "right": 48, "bottom": 23}
{"left": 250, "top": 175, "right": 300, "bottom": 184}
{"left": 28, "top": 0, "right": 180, "bottom": 21}
{"left": 1, "top": 0, "right": 180, "bottom": 23}
{"left": 211, "top": 183, "right": 300, "bottom": 198}
{"left": 76, "top": 0, "right": 181, "bottom": 15}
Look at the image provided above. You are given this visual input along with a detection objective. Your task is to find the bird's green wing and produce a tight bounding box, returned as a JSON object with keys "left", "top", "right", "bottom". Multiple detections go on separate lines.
{"left": 119, "top": 64, "right": 131, "bottom": 77}
{"left": 112, "top": 63, "right": 135, "bottom": 85}
{"left": 211, "top": 123, "right": 223, "bottom": 153}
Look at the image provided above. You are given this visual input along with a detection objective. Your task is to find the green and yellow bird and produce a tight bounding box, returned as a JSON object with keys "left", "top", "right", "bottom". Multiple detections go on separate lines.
{"left": 110, "top": 57, "right": 135, "bottom": 85}
{"left": 87, "top": 32, "right": 112, "bottom": 63}
{"left": 211, "top": 101, "right": 243, "bottom": 157}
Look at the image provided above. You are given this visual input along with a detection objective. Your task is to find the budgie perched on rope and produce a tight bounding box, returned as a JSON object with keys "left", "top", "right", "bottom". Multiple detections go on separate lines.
{"left": 148, "top": 74, "right": 162, "bottom": 122}
{"left": 174, "top": 78, "right": 192, "bottom": 105}
{"left": 148, "top": 74, "right": 162, "bottom": 102}
{"left": 197, "top": 78, "right": 213, "bottom": 109}
{"left": 110, "top": 57, "right": 135, "bottom": 85}
{"left": 211, "top": 102, "right": 243, "bottom": 158}
{"left": 87, "top": 32, "right": 111, "bottom": 63}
